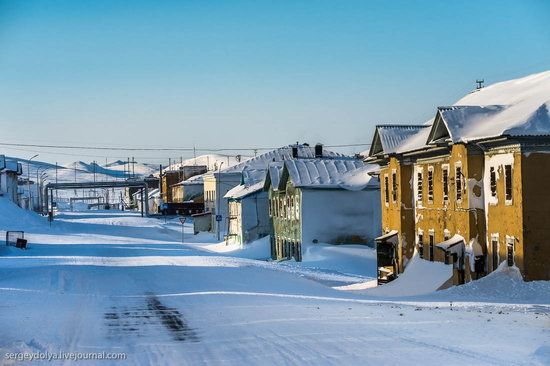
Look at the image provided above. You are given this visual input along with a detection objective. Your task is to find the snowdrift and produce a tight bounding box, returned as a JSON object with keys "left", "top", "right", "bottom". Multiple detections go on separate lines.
{"left": 0, "top": 198, "right": 47, "bottom": 231}
{"left": 363, "top": 253, "right": 453, "bottom": 297}
{"left": 437, "top": 262, "right": 550, "bottom": 304}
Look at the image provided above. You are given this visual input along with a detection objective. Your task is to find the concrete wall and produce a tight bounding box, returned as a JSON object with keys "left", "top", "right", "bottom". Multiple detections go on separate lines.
{"left": 300, "top": 188, "right": 381, "bottom": 246}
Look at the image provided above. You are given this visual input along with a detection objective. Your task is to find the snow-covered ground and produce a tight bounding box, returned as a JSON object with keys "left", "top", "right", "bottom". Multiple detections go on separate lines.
{"left": 0, "top": 200, "right": 548, "bottom": 365}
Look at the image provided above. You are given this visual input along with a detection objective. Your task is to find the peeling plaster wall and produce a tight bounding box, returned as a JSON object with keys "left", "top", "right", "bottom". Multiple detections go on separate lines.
{"left": 379, "top": 157, "right": 416, "bottom": 272}
{"left": 484, "top": 148, "right": 524, "bottom": 277}
{"left": 414, "top": 144, "right": 485, "bottom": 283}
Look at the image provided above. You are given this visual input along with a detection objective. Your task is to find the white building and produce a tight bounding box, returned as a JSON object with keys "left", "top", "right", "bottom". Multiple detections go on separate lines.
{"left": 225, "top": 169, "right": 271, "bottom": 245}
{"left": 203, "top": 144, "right": 346, "bottom": 239}
{"left": 0, "top": 158, "right": 23, "bottom": 204}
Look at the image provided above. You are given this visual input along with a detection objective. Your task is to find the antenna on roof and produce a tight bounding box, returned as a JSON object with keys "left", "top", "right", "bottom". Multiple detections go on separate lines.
{"left": 476, "top": 79, "right": 484, "bottom": 90}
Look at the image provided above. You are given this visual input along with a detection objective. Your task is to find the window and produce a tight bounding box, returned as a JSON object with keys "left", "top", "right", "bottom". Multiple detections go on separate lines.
{"left": 427, "top": 167, "right": 434, "bottom": 203}
{"left": 505, "top": 165, "right": 513, "bottom": 202}
{"left": 295, "top": 195, "right": 300, "bottom": 220}
{"left": 289, "top": 196, "right": 294, "bottom": 220}
{"left": 455, "top": 164, "right": 463, "bottom": 201}
{"left": 384, "top": 175, "right": 389, "bottom": 204}
{"left": 506, "top": 237, "right": 515, "bottom": 266}
{"left": 491, "top": 235, "right": 499, "bottom": 271}
{"left": 442, "top": 166, "right": 449, "bottom": 202}
{"left": 418, "top": 232, "right": 424, "bottom": 259}
{"left": 268, "top": 199, "right": 272, "bottom": 217}
{"left": 490, "top": 167, "right": 497, "bottom": 198}
{"left": 391, "top": 170, "right": 397, "bottom": 203}
{"left": 429, "top": 231, "right": 435, "bottom": 262}
{"left": 417, "top": 170, "right": 423, "bottom": 202}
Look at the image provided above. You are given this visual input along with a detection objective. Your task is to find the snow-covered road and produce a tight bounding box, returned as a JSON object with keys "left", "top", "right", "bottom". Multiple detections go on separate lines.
{"left": 0, "top": 209, "right": 548, "bottom": 365}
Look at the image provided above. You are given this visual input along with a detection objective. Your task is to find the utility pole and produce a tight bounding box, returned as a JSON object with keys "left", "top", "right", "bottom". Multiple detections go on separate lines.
{"left": 27, "top": 154, "right": 38, "bottom": 210}
{"left": 216, "top": 162, "right": 224, "bottom": 241}
{"left": 55, "top": 162, "right": 58, "bottom": 202}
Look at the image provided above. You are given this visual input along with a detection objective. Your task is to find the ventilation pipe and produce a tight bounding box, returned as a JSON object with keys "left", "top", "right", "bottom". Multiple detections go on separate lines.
{"left": 315, "top": 143, "right": 323, "bottom": 158}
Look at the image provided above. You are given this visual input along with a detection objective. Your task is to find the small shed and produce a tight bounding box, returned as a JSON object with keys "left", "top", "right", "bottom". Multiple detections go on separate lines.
{"left": 192, "top": 211, "right": 212, "bottom": 234}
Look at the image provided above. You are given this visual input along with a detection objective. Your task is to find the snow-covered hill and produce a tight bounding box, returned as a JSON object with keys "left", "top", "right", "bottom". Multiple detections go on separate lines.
{"left": 163, "top": 154, "right": 249, "bottom": 172}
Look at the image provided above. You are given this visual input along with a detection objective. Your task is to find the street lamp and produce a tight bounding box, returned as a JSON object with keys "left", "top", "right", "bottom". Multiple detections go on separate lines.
{"left": 27, "top": 154, "right": 39, "bottom": 210}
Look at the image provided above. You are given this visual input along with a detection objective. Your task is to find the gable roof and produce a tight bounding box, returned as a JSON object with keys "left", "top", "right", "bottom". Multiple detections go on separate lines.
{"left": 368, "top": 125, "right": 429, "bottom": 157}
{"left": 281, "top": 158, "right": 372, "bottom": 190}
{"left": 263, "top": 162, "right": 284, "bottom": 192}
{"left": 221, "top": 144, "right": 346, "bottom": 174}
{"left": 425, "top": 70, "right": 550, "bottom": 144}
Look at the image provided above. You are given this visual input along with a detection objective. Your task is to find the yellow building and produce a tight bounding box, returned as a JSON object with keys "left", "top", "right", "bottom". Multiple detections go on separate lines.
{"left": 366, "top": 125, "right": 429, "bottom": 282}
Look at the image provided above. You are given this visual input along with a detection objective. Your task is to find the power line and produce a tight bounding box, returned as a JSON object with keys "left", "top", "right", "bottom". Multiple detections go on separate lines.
{"left": 0, "top": 141, "right": 371, "bottom": 153}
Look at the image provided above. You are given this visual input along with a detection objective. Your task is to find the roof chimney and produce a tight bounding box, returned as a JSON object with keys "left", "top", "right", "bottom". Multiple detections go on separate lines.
{"left": 315, "top": 143, "right": 323, "bottom": 158}
{"left": 292, "top": 145, "right": 298, "bottom": 158}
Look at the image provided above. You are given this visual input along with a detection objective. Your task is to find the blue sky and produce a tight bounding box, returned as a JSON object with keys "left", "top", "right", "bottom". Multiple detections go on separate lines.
{"left": 0, "top": 0, "right": 549, "bottom": 164}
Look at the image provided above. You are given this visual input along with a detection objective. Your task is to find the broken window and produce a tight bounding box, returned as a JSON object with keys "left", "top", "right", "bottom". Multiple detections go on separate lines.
{"left": 384, "top": 175, "right": 389, "bottom": 204}
{"left": 506, "top": 237, "right": 515, "bottom": 266}
{"left": 491, "top": 236, "right": 499, "bottom": 271}
{"left": 417, "top": 170, "right": 423, "bottom": 202}
{"left": 391, "top": 171, "right": 397, "bottom": 203}
{"left": 442, "top": 166, "right": 449, "bottom": 203}
{"left": 455, "top": 165, "right": 462, "bottom": 201}
{"left": 505, "top": 165, "right": 512, "bottom": 201}
{"left": 490, "top": 167, "right": 497, "bottom": 197}
{"left": 429, "top": 232, "right": 435, "bottom": 261}
{"left": 427, "top": 167, "right": 434, "bottom": 203}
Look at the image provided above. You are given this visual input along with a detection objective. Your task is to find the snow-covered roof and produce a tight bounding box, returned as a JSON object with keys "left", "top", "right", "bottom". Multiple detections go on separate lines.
{"left": 171, "top": 173, "right": 205, "bottom": 187}
{"left": 225, "top": 168, "right": 268, "bottom": 200}
{"left": 436, "top": 234, "right": 465, "bottom": 255}
{"left": 225, "top": 180, "right": 266, "bottom": 200}
{"left": 242, "top": 168, "right": 267, "bottom": 185}
{"left": 338, "top": 163, "right": 380, "bottom": 191}
{"left": 3, "top": 161, "right": 22, "bottom": 174}
{"left": 222, "top": 144, "right": 346, "bottom": 174}
{"left": 427, "top": 70, "right": 550, "bottom": 144}
{"left": 375, "top": 230, "right": 398, "bottom": 241}
{"left": 283, "top": 158, "right": 371, "bottom": 190}
{"left": 367, "top": 125, "right": 429, "bottom": 157}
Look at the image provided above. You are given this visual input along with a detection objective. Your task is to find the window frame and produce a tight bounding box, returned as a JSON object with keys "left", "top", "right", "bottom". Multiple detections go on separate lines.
{"left": 442, "top": 164, "right": 449, "bottom": 203}
{"left": 384, "top": 174, "right": 389, "bottom": 206}
{"left": 427, "top": 166, "right": 434, "bottom": 204}
{"left": 506, "top": 236, "right": 515, "bottom": 266}
{"left": 428, "top": 229, "right": 435, "bottom": 262}
{"left": 504, "top": 164, "right": 513, "bottom": 204}
{"left": 455, "top": 162, "right": 463, "bottom": 203}
{"left": 490, "top": 166, "right": 497, "bottom": 198}
{"left": 416, "top": 168, "right": 423, "bottom": 204}
{"left": 391, "top": 169, "right": 398, "bottom": 204}
{"left": 491, "top": 234, "right": 499, "bottom": 271}
{"left": 417, "top": 229, "right": 424, "bottom": 259}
